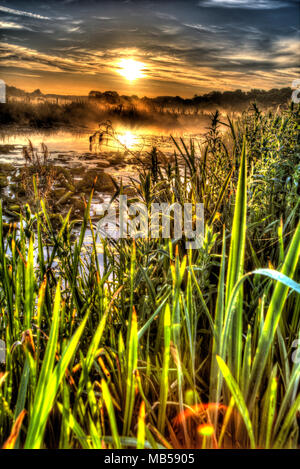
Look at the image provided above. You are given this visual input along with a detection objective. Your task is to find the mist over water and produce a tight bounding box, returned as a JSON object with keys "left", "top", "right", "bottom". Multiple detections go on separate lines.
{"left": 0, "top": 120, "right": 209, "bottom": 167}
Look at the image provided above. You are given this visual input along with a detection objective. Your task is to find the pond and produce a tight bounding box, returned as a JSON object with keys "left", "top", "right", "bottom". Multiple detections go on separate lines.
{"left": 0, "top": 125, "right": 205, "bottom": 200}
{"left": 0, "top": 126, "right": 206, "bottom": 256}
{"left": 0, "top": 126, "right": 193, "bottom": 164}
{"left": 0, "top": 125, "right": 208, "bottom": 292}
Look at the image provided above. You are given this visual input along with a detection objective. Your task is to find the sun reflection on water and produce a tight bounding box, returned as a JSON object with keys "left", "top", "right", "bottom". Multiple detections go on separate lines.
{"left": 117, "top": 130, "right": 137, "bottom": 149}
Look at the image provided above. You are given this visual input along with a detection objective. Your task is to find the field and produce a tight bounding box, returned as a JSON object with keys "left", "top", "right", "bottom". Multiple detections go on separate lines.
{"left": 0, "top": 103, "right": 299, "bottom": 449}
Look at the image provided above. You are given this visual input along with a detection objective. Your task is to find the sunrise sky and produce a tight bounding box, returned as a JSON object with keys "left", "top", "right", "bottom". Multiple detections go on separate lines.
{"left": 0, "top": 0, "right": 299, "bottom": 97}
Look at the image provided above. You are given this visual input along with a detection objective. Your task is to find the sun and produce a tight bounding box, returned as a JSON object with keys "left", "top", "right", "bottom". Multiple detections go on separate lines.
{"left": 118, "top": 59, "right": 145, "bottom": 81}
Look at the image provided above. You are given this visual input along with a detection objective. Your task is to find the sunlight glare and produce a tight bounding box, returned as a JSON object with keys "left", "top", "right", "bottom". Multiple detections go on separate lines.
{"left": 118, "top": 130, "right": 136, "bottom": 148}
{"left": 118, "top": 59, "right": 145, "bottom": 81}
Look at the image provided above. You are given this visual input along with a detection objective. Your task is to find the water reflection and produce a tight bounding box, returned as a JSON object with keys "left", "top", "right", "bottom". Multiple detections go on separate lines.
{"left": 0, "top": 126, "right": 204, "bottom": 156}
{"left": 117, "top": 130, "right": 137, "bottom": 149}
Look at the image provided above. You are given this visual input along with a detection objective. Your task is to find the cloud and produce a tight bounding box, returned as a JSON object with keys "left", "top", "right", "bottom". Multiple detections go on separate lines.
{"left": 157, "top": 25, "right": 182, "bottom": 35}
{"left": 65, "top": 25, "right": 83, "bottom": 33}
{"left": 0, "top": 5, "right": 51, "bottom": 20}
{"left": 0, "top": 42, "right": 97, "bottom": 74}
{"left": 5, "top": 71, "right": 42, "bottom": 78}
{"left": 272, "top": 37, "right": 300, "bottom": 66}
{"left": 200, "top": 0, "right": 292, "bottom": 9}
{"left": 0, "top": 21, "right": 25, "bottom": 29}
{"left": 55, "top": 16, "right": 73, "bottom": 21}
{"left": 0, "top": 41, "right": 207, "bottom": 87}
{"left": 184, "top": 23, "right": 223, "bottom": 33}
{"left": 274, "top": 37, "right": 300, "bottom": 56}
{"left": 155, "top": 12, "right": 177, "bottom": 21}
{"left": 95, "top": 16, "right": 115, "bottom": 20}
{"left": 1, "top": 0, "right": 298, "bottom": 95}
{"left": 214, "top": 35, "right": 299, "bottom": 73}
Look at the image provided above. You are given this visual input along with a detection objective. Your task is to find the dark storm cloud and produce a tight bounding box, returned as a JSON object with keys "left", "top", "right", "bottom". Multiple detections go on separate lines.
{"left": 199, "top": 0, "right": 297, "bottom": 9}
{"left": 0, "top": 0, "right": 299, "bottom": 95}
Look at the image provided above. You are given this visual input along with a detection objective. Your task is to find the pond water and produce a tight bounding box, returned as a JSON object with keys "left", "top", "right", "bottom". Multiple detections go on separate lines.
{"left": 0, "top": 126, "right": 207, "bottom": 273}
{"left": 0, "top": 127, "right": 192, "bottom": 158}
{"left": 0, "top": 126, "right": 206, "bottom": 197}
{"left": 0, "top": 126, "right": 206, "bottom": 254}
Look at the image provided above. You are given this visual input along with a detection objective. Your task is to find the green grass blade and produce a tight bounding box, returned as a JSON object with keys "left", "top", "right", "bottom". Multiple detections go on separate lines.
{"left": 247, "top": 223, "right": 300, "bottom": 411}
{"left": 157, "top": 304, "right": 171, "bottom": 434}
{"left": 216, "top": 355, "right": 256, "bottom": 449}
{"left": 123, "top": 307, "right": 138, "bottom": 436}
{"left": 102, "top": 378, "right": 121, "bottom": 449}
{"left": 224, "top": 137, "right": 247, "bottom": 382}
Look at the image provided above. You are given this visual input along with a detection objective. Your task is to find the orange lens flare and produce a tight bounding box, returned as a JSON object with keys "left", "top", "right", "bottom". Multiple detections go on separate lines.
{"left": 173, "top": 402, "right": 228, "bottom": 426}
{"left": 197, "top": 423, "right": 215, "bottom": 437}
{"left": 172, "top": 402, "right": 234, "bottom": 449}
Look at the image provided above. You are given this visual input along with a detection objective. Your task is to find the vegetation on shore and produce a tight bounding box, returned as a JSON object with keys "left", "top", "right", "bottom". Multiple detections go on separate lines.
{"left": 0, "top": 104, "right": 299, "bottom": 449}
{"left": 2, "top": 86, "right": 293, "bottom": 129}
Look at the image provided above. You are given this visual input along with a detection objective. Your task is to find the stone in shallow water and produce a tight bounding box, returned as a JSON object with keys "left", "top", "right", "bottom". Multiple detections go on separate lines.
{"left": 56, "top": 154, "right": 70, "bottom": 160}
{"left": 0, "top": 163, "right": 14, "bottom": 173}
{"left": 96, "top": 160, "right": 110, "bottom": 168}
{"left": 66, "top": 166, "right": 83, "bottom": 177}
{"left": 107, "top": 153, "right": 124, "bottom": 166}
{"left": 78, "top": 153, "right": 97, "bottom": 161}
{"left": 0, "top": 175, "right": 7, "bottom": 188}
{"left": 0, "top": 144, "right": 15, "bottom": 155}
{"left": 75, "top": 170, "right": 115, "bottom": 193}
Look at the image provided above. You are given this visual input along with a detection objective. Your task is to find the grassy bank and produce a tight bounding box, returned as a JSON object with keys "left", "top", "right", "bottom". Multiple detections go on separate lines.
{"left": 0, "top": 104, "right": 299, "bottom": 449}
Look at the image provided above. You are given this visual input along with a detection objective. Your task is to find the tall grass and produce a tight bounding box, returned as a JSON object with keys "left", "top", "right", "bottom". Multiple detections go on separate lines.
{"left": 0, "top": 104, "right": 299, "bottom": 449}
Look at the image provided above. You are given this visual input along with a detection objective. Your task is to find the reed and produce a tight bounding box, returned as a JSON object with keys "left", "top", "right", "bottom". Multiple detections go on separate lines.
{"left": 0, "top": 104, "right": 299, "bottom": 449}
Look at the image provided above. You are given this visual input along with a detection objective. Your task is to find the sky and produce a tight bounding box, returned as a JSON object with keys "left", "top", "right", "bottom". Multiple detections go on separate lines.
{"left": 0, "top": 0, "right": 299, "bottom": 97}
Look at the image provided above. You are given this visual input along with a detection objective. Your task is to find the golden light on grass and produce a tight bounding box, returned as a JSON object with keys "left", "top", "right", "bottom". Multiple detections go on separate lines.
{"left": 117, "top": 59, "right": 145, "bottom": 81}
